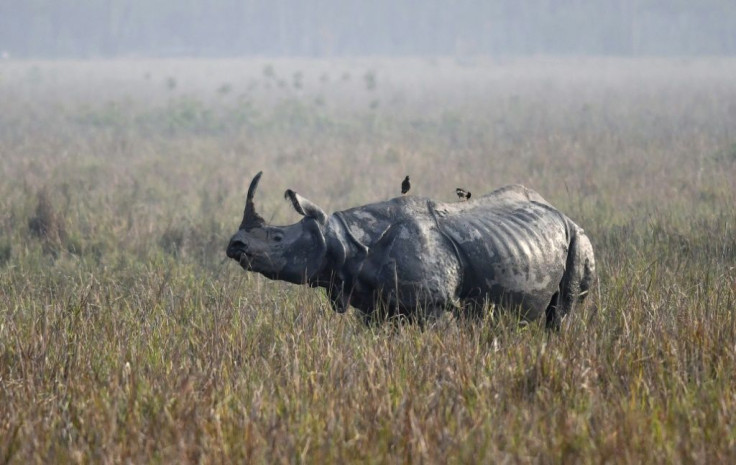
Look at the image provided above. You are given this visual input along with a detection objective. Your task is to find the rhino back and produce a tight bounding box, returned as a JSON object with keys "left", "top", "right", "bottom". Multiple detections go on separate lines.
{"left": 335, "top": 184, "right": 545, "bottom": 235}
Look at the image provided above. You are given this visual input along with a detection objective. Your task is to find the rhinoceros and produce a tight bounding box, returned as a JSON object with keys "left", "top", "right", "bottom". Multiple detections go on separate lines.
{"left": 226, "top": 171, "right": 595, "bottom": 328}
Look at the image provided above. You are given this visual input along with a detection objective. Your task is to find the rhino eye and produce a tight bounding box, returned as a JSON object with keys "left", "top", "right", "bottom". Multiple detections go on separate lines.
{"left": 272, "top": 232, "right": 283, "bottom": 242}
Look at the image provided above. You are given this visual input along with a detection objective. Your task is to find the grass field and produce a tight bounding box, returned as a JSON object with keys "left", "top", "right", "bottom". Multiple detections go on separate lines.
{"left": 1, "top": 57, "right": 735, "bottom": 463}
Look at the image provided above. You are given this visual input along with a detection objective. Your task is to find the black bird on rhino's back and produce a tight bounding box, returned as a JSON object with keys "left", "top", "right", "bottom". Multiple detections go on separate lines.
{"left": 456, "top": 188, "right": 471, "bottom": 201}
{"left": 401, "top": 176, "right": 411, "bottom": 195}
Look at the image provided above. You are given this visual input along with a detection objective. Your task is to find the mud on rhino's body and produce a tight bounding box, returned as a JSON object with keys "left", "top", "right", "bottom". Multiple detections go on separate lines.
{"left": 227, "top": 172, "right": 595, "bottom": 328}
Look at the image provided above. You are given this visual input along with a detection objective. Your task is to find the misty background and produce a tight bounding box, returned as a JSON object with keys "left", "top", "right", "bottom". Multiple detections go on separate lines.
{"left": 1, "top": 0, "right": 734, "bottom": 58}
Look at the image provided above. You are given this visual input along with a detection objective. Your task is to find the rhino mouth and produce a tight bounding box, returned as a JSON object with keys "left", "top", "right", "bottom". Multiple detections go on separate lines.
{"left": 238, "top": 252, "right": 253, "bottom": 269}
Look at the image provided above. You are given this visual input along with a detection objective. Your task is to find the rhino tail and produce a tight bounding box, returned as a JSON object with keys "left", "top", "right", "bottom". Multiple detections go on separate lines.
{"left": 546, "top": 224, "right": 596, "bottom": 330}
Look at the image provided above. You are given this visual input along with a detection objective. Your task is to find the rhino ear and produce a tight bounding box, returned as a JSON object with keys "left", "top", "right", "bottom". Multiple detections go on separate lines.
{"left": 284, "top": 189, "right": 327, "bottom": 225}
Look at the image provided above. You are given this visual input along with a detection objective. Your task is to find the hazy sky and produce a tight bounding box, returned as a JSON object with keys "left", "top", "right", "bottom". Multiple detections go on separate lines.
{"left": 1, "top": 0, "right": 734, "bottom": 58}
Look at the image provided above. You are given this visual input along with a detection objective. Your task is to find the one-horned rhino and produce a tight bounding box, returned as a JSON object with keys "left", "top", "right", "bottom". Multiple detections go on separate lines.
{"left": 226, "top": 171, "right": 595, "bottom": 328}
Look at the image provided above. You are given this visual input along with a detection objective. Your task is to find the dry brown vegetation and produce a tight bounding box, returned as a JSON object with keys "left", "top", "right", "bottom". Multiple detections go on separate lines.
{"left": 1, "top": 57, "right": 735, "bottom": 463}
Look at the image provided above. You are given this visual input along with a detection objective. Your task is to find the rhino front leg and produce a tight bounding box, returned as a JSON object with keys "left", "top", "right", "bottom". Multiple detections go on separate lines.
{"left": 327, "top": 289, "right": 349, "bottom": 313}
{"left": 325, "top": 280, "right": 350, "bottom": 314}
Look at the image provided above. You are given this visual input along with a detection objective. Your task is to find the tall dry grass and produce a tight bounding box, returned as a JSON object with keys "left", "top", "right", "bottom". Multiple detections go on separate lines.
{"left": 1, "top": 57, "right": 735, "bottom": 463}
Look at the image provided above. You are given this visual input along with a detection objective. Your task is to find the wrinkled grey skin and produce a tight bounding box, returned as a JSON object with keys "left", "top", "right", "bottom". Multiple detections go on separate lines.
{"left": 226, "top": 172, "right": 595, "bottom": 329}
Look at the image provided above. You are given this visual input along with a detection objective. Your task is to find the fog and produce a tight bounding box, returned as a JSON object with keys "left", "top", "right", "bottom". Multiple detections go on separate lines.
{"left": 1, "top": 0, "right": 734, "bottom": 58}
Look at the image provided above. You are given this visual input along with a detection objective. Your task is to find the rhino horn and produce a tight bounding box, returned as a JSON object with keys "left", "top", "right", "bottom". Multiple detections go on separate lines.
{"left": 241, "top": 171, "right": 266, "bottom": 230}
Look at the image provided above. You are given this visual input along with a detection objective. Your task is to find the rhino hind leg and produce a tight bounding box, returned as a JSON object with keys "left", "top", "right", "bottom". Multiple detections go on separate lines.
{"left": 547, "top": 227, "right": 596, "bottom": 331}
{"left": 544, "top": 291, "right": 561, "bottom": 330}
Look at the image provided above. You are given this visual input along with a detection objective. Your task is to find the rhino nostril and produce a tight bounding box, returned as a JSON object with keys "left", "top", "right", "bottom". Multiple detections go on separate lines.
{"left": 227, "top": 239, "right": 248, "bottom": 259}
